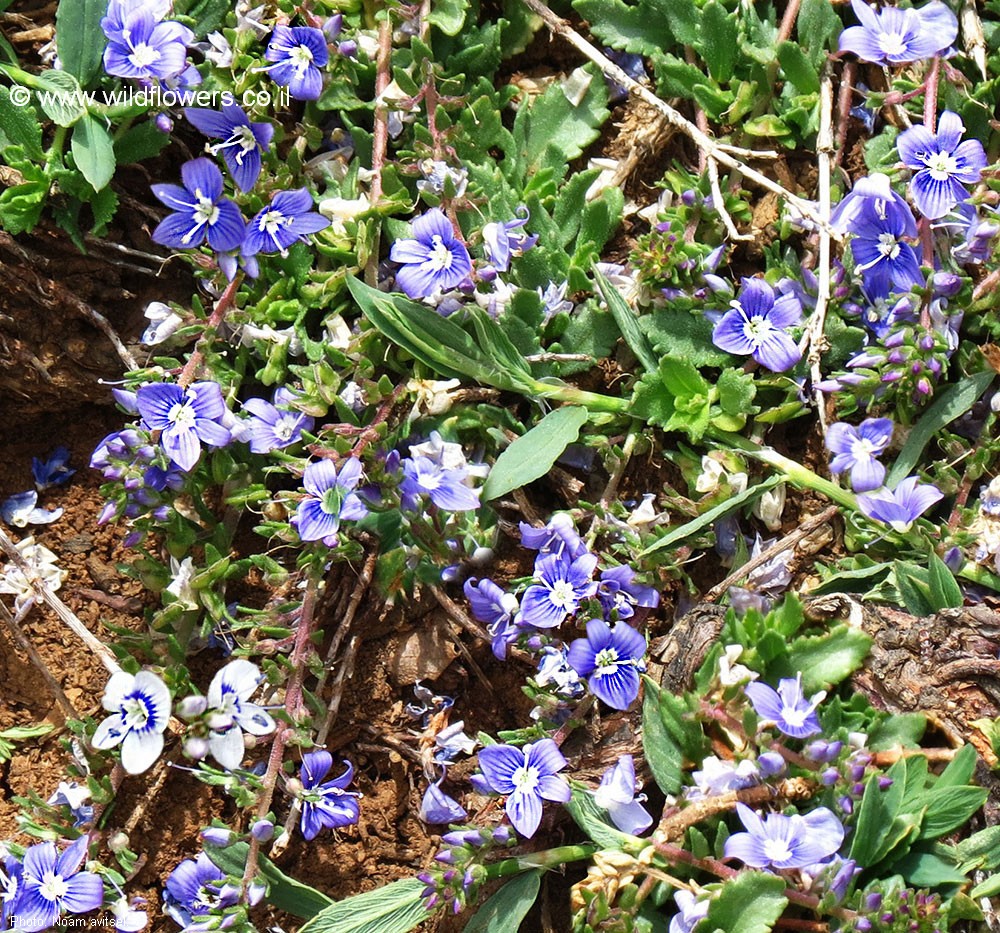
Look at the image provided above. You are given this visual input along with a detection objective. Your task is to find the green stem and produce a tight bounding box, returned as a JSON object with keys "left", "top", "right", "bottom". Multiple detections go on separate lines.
{"left": 485, "top": 844, "right": 598, "bottom": 880}
{"left": 529, "top": 381, "right": 630, "bottom": 414}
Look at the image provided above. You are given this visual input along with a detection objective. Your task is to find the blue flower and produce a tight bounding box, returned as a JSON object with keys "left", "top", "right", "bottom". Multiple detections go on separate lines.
{"left": 711, "top": 277, "right": 802, "bottom": 372}
{"left": 261, "top": 25, "right": 329, "bottom": 100}
{"left": 825, "top": 417, "right": 894, "bottom": 492}
{"left": 519, "top": 513, "right": 588, "bottom": 561}
{"left": 243, "top": 188, "right": 330, "bottom": 257}
{"left": 724, "top": 803, "right": 845, "bottom": 871}
{"left": 898, "top": 110, "right": 987, "bottom": 220}
{"left": 519, "top": 552, "right": 599, "bottom": 629}
{"left": 102, "top": 3, "right": 193, "bottom": 81}
{"left": 298, "top": 750, "right": 361, "bottom": 840}
{"left": 463, "top": 578, "right": 519, "bottom": 658}
{"left": 482, "top": 208, "right": 537, "bottom": 272}
{"left": 418, "top": 774, "right": 467, "bottom": 824}
{"left": 669, "top": 890, "right": 710, "bottom": 933}
{"left": 32, "top": 447, "right": 74, "bottom": 490}
{"left": 856, "top": 475, "right": 944, "bottom": 532}
{"left": 838, "top": 0, "right": 957, "bottom": 65}
{"left": 400, "top": 454, "right": 481, "bottom": 512}
{"left": 291, "top": 458, "right": 368, "bottom": 544}
{"left": 184, "top": 104, "right": 274, "bottom": 192}
{"left": 205, "top": 659, "right": 276, "bottom": 771}
{"left": 14, "top": 838, "right": 104, "bottom": 932}
{"left": 243, "top": 387, "right": 315, "bottom": 453}
{"left": 46, "top": 782, "right": 94, "bottom": 828}
{"left": 135, "top": 381, "right": 232, "bottom": 472}
{"left": 744, "top": 674, "right": 824, "bottom": 739}
{"left": 389, "top": 209, "right": 473, "bottom": 300}
{"left": 477, "top": 739, "right": 571, "bottom": 839}
{"left": 831, "top": 172, "right": 917, "bottom": 237}
{"left": 164, "top": 852, "right": 239, "bottom": 929}
{"left": 92, "top": 670, "right": 172, "bottom": 774}
{"left": 567, "top": 620, "right": 647, "bottom": 710}
{"left": 593, "top": 756, "right": 652, "bottom": 835}
{"left": 150, "top": 158, "right": 246, "bottom": 253}
{"left": 848, "top": 199, "right": 923, "bottom": 301}
{"left": 597, "top": 565, "right": 660, "bottom": 620}
{"left": 1, "top": 491, "right": 63, "bottom": 527}
{"left": 2, "top": 856, "right": 23, "bottom": 930}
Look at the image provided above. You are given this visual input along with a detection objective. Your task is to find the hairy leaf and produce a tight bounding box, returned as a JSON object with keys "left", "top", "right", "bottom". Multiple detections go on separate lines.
{"left": 298, "top": 879, "right": 428, "bottom": 933}
{"left": 702, "top": 871, "right": 788, "bottom": 933}
{"left": 55, "top": 0, "right": 106, "bottom": 87}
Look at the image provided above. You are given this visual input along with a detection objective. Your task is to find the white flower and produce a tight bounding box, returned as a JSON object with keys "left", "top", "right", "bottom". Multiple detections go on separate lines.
{"left": 92, "top": 671, "right": 172, "bottom": 774}
{"left": 407, "top": 378, "right": 461, "bottom": 416}
{"left": 165, "top": 556, "right": 198, "bottom": 610}
{"left": 206, "top": 660, "right": 276, "bottom": 770}
{"left": 0, "top": 536, "right": 65, "bottom": 613}
{"left": 318, "top": 195, "right": 370, "bottom": 235}
{"left": 752, "top": 484, "right": 786, "bottom": 532}
{"left": 141, "top": 301, "right": 185, "bottom": 346}
{"left": 718, "top": 645, "right": 758, "bottom": 687}
{"left": 110, "top": 896, "right": 148, "bottom": 932}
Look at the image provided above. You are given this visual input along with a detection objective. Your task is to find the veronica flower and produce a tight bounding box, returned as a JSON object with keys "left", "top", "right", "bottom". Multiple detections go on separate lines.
{"left": 464, "top": 578, "right": 519, "bottom": 657}
{"left": 724, "top": 803, "right": 845, "bottom": 870}
{"left": 298, "top": 750, "right": 361, "bottom": 840}
{"left": 400, "top": 454, "right": 482, "bottom": 512}
{"left": 897, "top": 111, "right": 987, "bottom": 220}
{"left": 0, "top": 537, "right": 64, "bottom": 614}
{"left": 520, "top": 552, "right": 599, "bottom": 629}
{"left": 92, "top": 670, "right": 171, "bottom": 774}
{"left": 418, "top": 774, "right": 467, "bottom": 824}
{"left": 109, "top": 895, "right": 148, "bottom": 933}
{"left": 688, "top": 755, "right": 760, "bottom": 800}
{"left": 14, "top": 838, "right": 104, "bottom": 931}
{"left": 593, "top": 756, "right": 652, "bottom": 835}
{"left": 205, "top": 660, "right": 276, "bottom": 771}
{"left": 151, "top": 158, "right": 245, "bottom": 253}
{"left": 184, "top": 104, "right": 274, "bottom": 192}
{"left": 567, "top": 620, "right": 647, "bottom": 710}
{"left": 243, "top": 387, "right": 315, "bottom": 454}
{"left": 669, "top": 890, "right": 710, "bottom": 933}
{"left": 102, "top": 5, "right": 193, "bottom": 81}
{"left": 825, "top": 417, "right": 894, "bottom": 492}
{"left": 140, "top": 301, "right": 185, "bottom": 346}
{"left": 135, "top": 381, "right": 231, "bottom": 472}
{"left": 838, "top": 0, "right": 957, "bottom": 64}
{"left": 831, "top": 173, "right": 917, "bottom": 237}
{"left": 163, "top": 852, "right": 240, "bottom": 929}
{"left": 389, "top": 209, "right": 473, "bottom": 300}
{"left": 856, "top": 476, "right": 944, "bottom": 531}
{"left": 711, "top": 277, "right": 802, "bottom": 372}
{"left": 243, "top": 189, "right": 330, "bottom": 257}
{"left": 477, "top": 739, "right": 571, "bottom": 839}
{"left": 519, "top": 513, "right": 588, "bottom": 561}
{"left": 47, "top": 781, "right": 93, "bottom": 828}
{"left": 291, "top": 458, "right": 368, "bottom": 544}
{"left": 260, "top": 25, "right": 329, "bottom": 100}
{"left": 848, "top": 199, "right": 923, "bottom": 301}
{"left": 597, "top": 565, "right": 660, "bottom": 620}
{"left": 744, "top": 674, "right": 824, "bottom": 739}
{"left": 482, "top": 208, "right": 538, "bottom": 272}
{"left": 1, "top": 491, "right": 63, "bottom": 527}
{"left": 2, "top": 857, "right": 23, "bottom": 930}
{"left": 32, "top": 447, "right": 74, "bottom": 490}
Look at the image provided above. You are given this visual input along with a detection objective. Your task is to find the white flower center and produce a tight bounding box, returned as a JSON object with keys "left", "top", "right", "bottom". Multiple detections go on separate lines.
{"left": 128, "top": 42, "right": 161, "bottom": 68}
{"left": 258, "top": 209, "right": 290, "bottom": 235}
{"left": 877, "top": 233, "right": 901, "bottom": 260}
{"left": 926, "top": 151, "right": 959, "bottom": 181}
{"left": 549, "top": 579, "right": 577, "bottom": 609}
{"left": 762, "top": 838, "right": 793, "bottom": 864}
{"left": 290, "top": 44, "right": 314, "bottom": 69}
{"left": 878, "top": 32, "right": 907, "bottom": 57}
{"left": 194, "top": 195, "right": 220, "bottom": 228}
{"left": 512, "top": 764, "right": 539, "bottom": 792}
{"left": 168, "top": 401, "right": 197, "bottom": 429}
{"left": 781, "top": 706, "right": 807, "bottom": 728}
{"left": 594, "top": 647, "right": 620, "bottom": 675}
{"left": 427, "top": 236, "right": 455, "bottom": 272}
{"left": 320, "top": 486, "right": 343, "bottom": 516}
{"left": 122, "top": 695, "right": 151, "bottom": 730}
{"left": 743, "top": 315, "right": 775, "bottom": 346}
{"left": 850, "top": 437, "right": 878, "bottom": 460}
{"left": 273, "top": 414, "right": 298, "bottom": 441}
{"left": 39, "top": 871, "right": 69, "bottom": 903}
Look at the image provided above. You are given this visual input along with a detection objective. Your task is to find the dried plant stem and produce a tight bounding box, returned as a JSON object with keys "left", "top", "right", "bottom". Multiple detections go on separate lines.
{"left": 833, "top": 60, "right": 855, "bottom": 169}
{"left": 369, "top": 12, "right": 393, "bottom": 207}
{"left": 707, "top": 156, "right": 752, "bottom": 242}
{"left": 705, "top": 504, "right": 838, "bottom": 602}
{"left": 0, "top": 599, "right": 78, "bottom": 720}
{"left": 177, "top": 273, "right": 243, "bottom": 389}
{"left": 517, "top": 0, "right": 841, "bottom": 239}
{"left": 0, "top": 529, "right": 120, "bottom": 674}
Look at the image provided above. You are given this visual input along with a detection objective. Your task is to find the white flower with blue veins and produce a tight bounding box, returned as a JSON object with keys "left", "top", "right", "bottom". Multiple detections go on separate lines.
{"left": 205, "top": 660, "right": 276, "bottom": 771}
{"left": 92, "top": 670, "right": 172, "bottom": 774}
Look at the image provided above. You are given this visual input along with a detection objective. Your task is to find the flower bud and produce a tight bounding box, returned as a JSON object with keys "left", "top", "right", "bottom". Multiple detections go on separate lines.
{"left": 177, "top": 695, "right": 208, "bottom": 719}
{"left": 155, "top": 113, "right": 173, "bottom": 133}
{"left": 184, "top": 736, "right": 209, "bottom": 760}
{"left": 108, "top": 832, "right": 131, "bottom": 853}
{"left": 201, "top": 827, "right": 235, "bottom": 847}
{"left": 251, "top": 820, "right": 274, "bottom": 842}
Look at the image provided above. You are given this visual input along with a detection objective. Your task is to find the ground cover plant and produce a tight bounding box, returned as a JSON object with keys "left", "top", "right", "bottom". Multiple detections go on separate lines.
{"left": 6, "top": 0, "right": 1000, "bottom": 930}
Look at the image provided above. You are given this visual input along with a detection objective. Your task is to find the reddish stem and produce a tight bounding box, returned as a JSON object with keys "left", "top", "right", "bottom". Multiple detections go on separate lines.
{"left": 178, "top": 273, "right": 243, "bottom": 389}
{"left": 370, "top": 13, "right": 393, "bottom": 206}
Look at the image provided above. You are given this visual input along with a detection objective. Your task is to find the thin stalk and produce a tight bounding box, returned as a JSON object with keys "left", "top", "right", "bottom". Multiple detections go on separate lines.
{"left": 485, "top": 844, "right": 598, "bottom": 879}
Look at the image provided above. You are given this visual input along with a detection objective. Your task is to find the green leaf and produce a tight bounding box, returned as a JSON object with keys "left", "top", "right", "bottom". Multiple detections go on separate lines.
{"left": 55, "top": 0, "right": 107, "bottom": 88}
{"left": 717, "top": 369, "right": 757, "bottom": 416}
{"left": 972, "top": 873, "right": 1000, "bottom": 899}
{"left": 777, "top": 40, "right": 820, "bottom": 94}
{"left": 918, "top": 786, "right": 987, "bottom": 840}
{"left": 893, "top": 561, "right": 938, "bottom": 616}
{"left": 780, "top": 624, "right": 872, "bottom": 694}
{"left": 893, "top": 849, "right": 970, "bottom": 886}
{"left": 298, "top": 879, "right": 428, "bottom": 933}
{"left": 936, "top": 744, "right": 978, "bottom": 788}
{"left": 955, "top": 825, "right": 1000, "bottom": 869}
{"left": 744, "top": 114, "right": 793, "bottom": 137}
{"left": 71, "top": 114, "right": 116, "bottom": 191}
{"left": 565, "top": 785, "right": 637, "bottom": 849}
{"left": 205, "top": 843, "right": 333, "bottom": 920}
{"left": 35, "top": 69, "right": 87, "bottom": 126}
{"left": 926, "top": 550, "right": 963, "bottom": 610}
{"left": 867, "top": 713, "right": 926, "bottom": 750}
{"left": 113, "top": 120, "right": 172, "bottom": 164}
{"left": 797, "top": 0, "right": 843, "bottom": 68}
{"left": 0, "top": 87, "right": 43, "bottom": 159}
{"left": 426, "top": 0, "right": 467, "bottom": 35}
{"left": 849, "top": 760, "right": 907, "bottom": 866}
{"left": 482, "top": 406, "right": 589, "bottom": 500}
{"left": 886, "top": 371, "right": 995, "bottom": 486}
{"left": 465, "top": 871, "right": 541, "bottom": 933}
{"left": 641, "top": 676, "right": 684, "bottom": 794}
{"left": 662, "top": 0, "right": 699, "bottom": 45}
{"left": 573, "top": 0, "right": 676, "bottom": 55}
{"left": 639, "top": 309, "right": 732, "bottom": 368}
{"left": 699, "top": 1, "right": 737, "bottom": 82}
{"left": 638, "top": 476, "right": 783, "bottom": 556}
{"left": 702, "top": 871, "right": 788, "bottom": 933}
{"left": 174, "top": 0, "right": 232, "bottom": 34}
{"left": 595, "top": 265, "right": 658, "bottom": 373}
